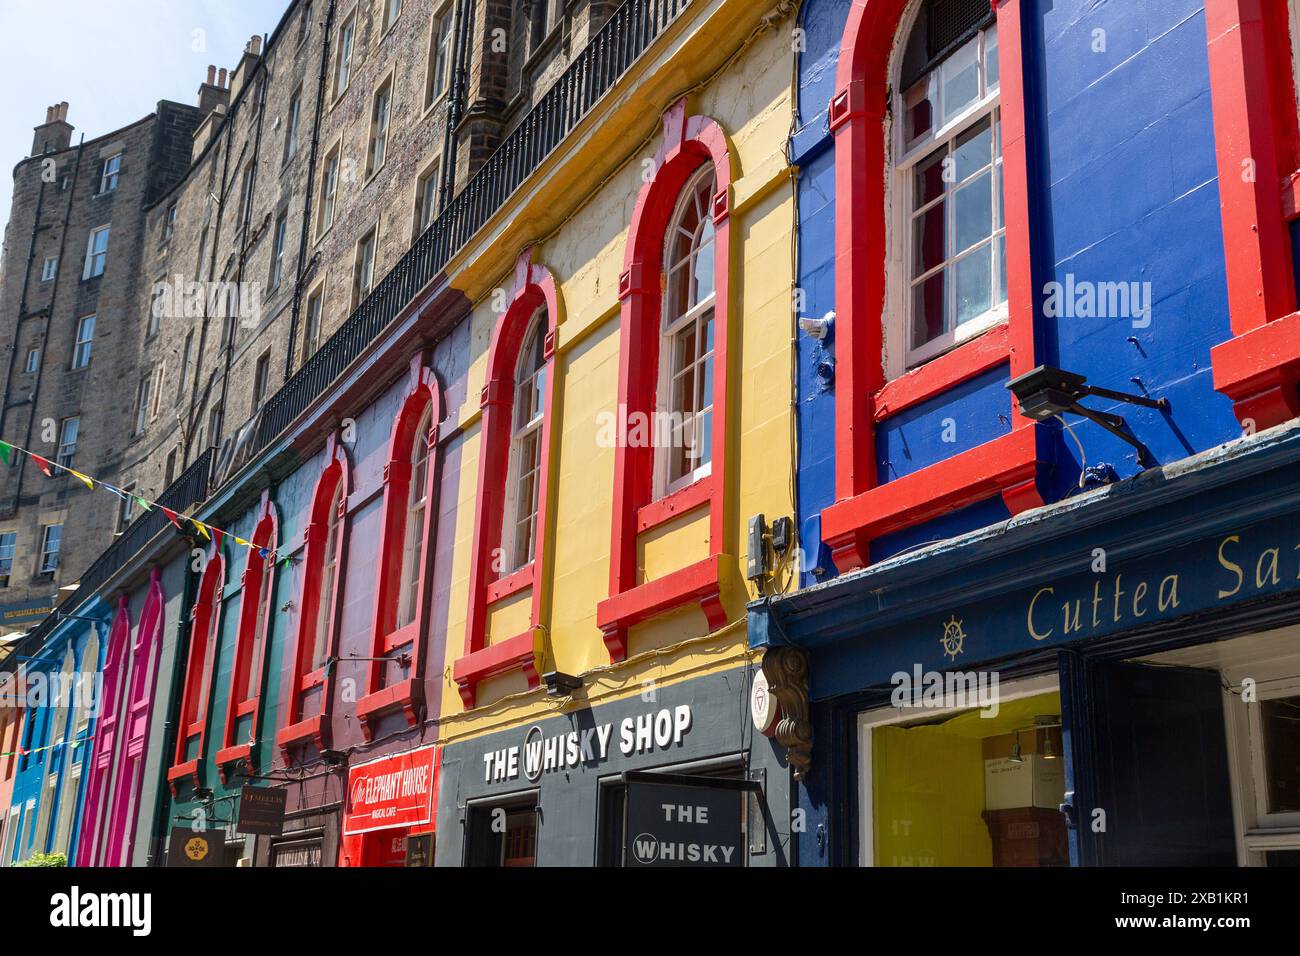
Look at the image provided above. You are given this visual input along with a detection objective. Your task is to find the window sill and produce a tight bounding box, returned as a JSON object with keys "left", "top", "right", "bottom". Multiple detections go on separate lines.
{"left": 276, "top": 714, "right": 329, "bottom": 758}
{"left": 452, "top": 628, "right": 544, "bottom": 710}
{"left": 356, "top": 678, "right": 422, "bottom": 738}
{"left": 1211, "top": 309, "right": 1300, "bottom": 428}
{"left": 214, "top": 741, "right": 253, "bottom": 782}
{"left": 421, "top": 91, "right": 448, "bottom": 121}
{"left": 596, "top": 554, "right": 729, "bottom": 661}
{"left": 486, "top": 563, "right": 534, "bottom": 604}
{"left": 166, "top": 758, "right": 201, "bottom": 794}
{"left": 638, "top": 476, "right": 713, "bottom": 534}
{"left": 877, "top": 321, "right": 1010, "bottom": 420}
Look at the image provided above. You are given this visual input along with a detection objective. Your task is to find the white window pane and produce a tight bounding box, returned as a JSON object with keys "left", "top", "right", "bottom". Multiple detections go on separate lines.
{"left": 953, "top": 170, "right": 993, "bottom": 254}
{"left": 985, "top": 25, "right": 1000, "bottom": 92}
{"left": 953, "top": 116, "right": 993, "bottom": 182}
{"left": 953, "top": 243, "right": 994, "bottom": 326}
{"left": 940, "top": 40, "right": 981, "bottom": 124}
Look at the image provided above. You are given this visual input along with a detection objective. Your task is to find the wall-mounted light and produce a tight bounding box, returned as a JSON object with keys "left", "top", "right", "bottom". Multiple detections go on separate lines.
{"left": 1006, "top": 365, "right": 1169, "bottom": 466}
{"left": 542, "top": 671, "right": 582, "bottom": 697}
{"left": 798, "top": 311, "right": 834, "bottom": 341}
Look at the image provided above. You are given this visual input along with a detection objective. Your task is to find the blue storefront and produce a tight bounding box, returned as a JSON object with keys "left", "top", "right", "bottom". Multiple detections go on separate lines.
{"left": 758, "top": 0, "right": 1300, "bottom": 866}
{"left": 4, "top": 600, "right": 106, "bottom": 864}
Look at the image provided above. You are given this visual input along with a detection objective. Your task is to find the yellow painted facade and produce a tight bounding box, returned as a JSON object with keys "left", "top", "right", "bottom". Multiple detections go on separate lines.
{"left": 433, "top": 0, "right": 798, "bottom": 743}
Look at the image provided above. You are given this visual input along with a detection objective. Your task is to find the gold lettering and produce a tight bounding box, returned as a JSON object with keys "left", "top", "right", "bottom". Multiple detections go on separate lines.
{"left": 1217, "top": 535, "right": 1243, "bottom": 599}
{"left": 1256, "top": 547, "right": 1280, "bottom": 588}
{"left": 1112, "top": 574, "right": 1125, "bottom": 623}
{"left": 1028, "top": 587, "right": 1054, "bottom": 641}
{"left": 1092, "top": 580, "right": 1104, "bottom": 627}
{"left": 1062, "top": 598, "right": 1083, "bottom": 634}
{"left": 1158, "top": 574, "right": 1180, "bottom": 612}
{"left": 1133, "top": 581, "right": 1149, "bottom": 617}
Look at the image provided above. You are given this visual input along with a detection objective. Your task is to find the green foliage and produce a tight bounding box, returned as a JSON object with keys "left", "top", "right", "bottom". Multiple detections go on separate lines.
{"left": 16, "top": 851, "right": 67, "bottom": 867}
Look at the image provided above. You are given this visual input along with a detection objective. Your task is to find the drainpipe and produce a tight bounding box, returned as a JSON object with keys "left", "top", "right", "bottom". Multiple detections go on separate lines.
{"left": 437, "top": 0, "right": 474, "bottom": 213}
{"left": 284, "top": 0, "right": 336, "bottom": 378}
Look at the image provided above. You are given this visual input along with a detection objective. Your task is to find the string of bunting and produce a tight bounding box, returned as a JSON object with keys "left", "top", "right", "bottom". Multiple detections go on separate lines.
{"left": 0, "top": 438, "right": 293, "bottom": 568}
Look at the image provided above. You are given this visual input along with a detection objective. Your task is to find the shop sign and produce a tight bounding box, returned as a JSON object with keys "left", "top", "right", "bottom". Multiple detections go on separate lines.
{"left": 625, "top": 781, "right": 743, "bottom": 867}
{"left": 481, "top": 704, "right": 694, "bottom": 784}
{"left": 750, "top": 671, "right": 780, "bottom": 736}
{"left": 166, "top": 827, "right": 225, "bottom": 868}
{"left": 344, "top": 746, "right": 438, "bottom": 836}
{"left": 405, "top": 833, "right": 435, "bottom": 867}
{"left": 236, "top": 786, "right": 287, "bottom": 836}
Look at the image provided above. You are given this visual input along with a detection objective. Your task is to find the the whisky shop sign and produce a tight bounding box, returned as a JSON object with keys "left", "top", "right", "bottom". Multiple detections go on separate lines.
{"left": 900, "top": 525, "right": 1300, "bottom": 672}
{"left": 482, "top": 705, "right": 695, "bottom": 784}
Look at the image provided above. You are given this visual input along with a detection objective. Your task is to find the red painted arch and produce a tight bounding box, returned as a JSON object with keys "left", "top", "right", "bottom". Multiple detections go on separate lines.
{"left": 358, "top": 355, "right": 443, "bottom": 736}
{"left": 596, "top": 99, "right": 738, "bottom": 660}
{"left": 820, "top": 0, "right": 1042, "bottom": 571}
{"left": 169, "top": 550, "right": 225, "bottom": 793}
{"left": 455, "top": 249, "right": 561, "bottom": 708}
{"left": 279, "top": 432, "right": 352, "bottom": 755}
{"left": 74, "top": 595, "right": 129, "bottom": 866}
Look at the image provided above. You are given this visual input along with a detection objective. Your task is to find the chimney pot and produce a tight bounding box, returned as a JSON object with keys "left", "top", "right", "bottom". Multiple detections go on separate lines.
{"left": 218, "top": 68, "right": 228, "bottom": 88}
{"left": 207, "top": 64, "right": 216, "bottom": 85}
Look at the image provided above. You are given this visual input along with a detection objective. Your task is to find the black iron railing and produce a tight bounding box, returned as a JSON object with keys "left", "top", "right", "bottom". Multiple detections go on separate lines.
{"left": 6, "top": 448, "right": 215, "bottom": 661}
{"left": 255, "top": 0, "right": 691, "bottom": 452}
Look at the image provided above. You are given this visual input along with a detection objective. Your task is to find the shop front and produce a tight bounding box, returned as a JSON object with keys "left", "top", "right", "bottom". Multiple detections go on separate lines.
{"left": 753, "top": 426, "right": 1300, "bottom": 867}
{"left": 434, "top": 667, "right": 790, "bottom": 867}
{"left": 339, "top": 745, "right": 439, "bottom": 867}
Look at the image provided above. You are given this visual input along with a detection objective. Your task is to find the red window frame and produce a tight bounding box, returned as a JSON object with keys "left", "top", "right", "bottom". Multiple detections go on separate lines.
{"left": 74, "top": 595, "right": 129, "bottom": 866}
{"left": 596, "top": 99, "right": 737, "bottom": 662}
{"left": 358, "top": 354, "right": 442, "bottom": 736}
{"left": 454, "top": 249, "right": 560, "bottom": 708}
{"left": 1205, "top": 0, "right": 1300, "bottom": 428}
{"left": 819, "top": 0, "right": 1042, "bottom": 572}
{"left": 279, "top": 432, "right": 351, "bottom": 755}
{"left": 216, "top": 492, "right": 278, "bottom": 778}
{"left": 168, "top": 549, "right": 225, "bottom": 793}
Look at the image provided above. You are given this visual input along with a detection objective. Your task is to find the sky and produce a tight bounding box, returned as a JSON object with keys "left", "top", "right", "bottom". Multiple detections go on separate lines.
{"left": 0, "top": 0, "right": 284, "bottom": 237}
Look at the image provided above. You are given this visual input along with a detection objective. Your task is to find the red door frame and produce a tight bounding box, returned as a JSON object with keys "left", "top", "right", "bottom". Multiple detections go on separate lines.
{"left": 168, "top": 549, "right": 225, "bottom": 793}
{"left": 454, "top": 249, "right": 561, "bottom": 708}
{"left": 819, "top": 0, "right": 1042, "bottom": 571}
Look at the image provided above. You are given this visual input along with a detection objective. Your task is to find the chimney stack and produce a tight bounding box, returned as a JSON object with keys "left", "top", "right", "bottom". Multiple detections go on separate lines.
{"left": 31, "top": 102, "right": 72, "bottom": 156}
{"left": 197, "top": 64, "right": 230, "bottom": 116}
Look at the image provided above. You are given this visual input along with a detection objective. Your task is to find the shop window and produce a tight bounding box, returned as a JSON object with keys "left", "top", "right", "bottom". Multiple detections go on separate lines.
{"left": 359, "top": 356, "right": 441, "bottom": 735}
{"left": 456, "top": 251, "right": 560, "bottom": 707}
{"left": 597, "top": 102, "right": 736, "bottom": 662}
{"left": 465, "top": 797, "right": 539, "bottom": 867}
{"left": 821, "top": 0, "right": 1040, "bottom": 571}
{"left": 858, "top": 682, "right": 1066, "bottom": 866}
{"left": 1204, "top": 0, "right": 1300, "bottom": 427}
{"left": 217, "top": 494, "right": 277, "bottom": 777}
{"left": 169, "top": 551, "right": 225, "bottom": 792}
{"left": 280, "top": 434, "right": 350, "bottom": 754}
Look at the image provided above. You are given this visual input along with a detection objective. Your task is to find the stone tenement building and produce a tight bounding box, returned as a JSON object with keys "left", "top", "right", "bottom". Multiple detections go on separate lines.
{"left": 0, "top": 0, "right": 621, "bottom": 636}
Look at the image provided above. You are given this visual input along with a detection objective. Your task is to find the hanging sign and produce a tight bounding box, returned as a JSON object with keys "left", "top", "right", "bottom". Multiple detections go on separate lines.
{"left": 344, "top": 746, "right": 438, "bottom": 836}
{"left": 166, "top": 827, "right": 225, "bottom": 868}
{"left": 624, "top": 779, "right": 744, "bottom": 867}
{"left": 236, "top": 785, "right": 287, "bottom": 836}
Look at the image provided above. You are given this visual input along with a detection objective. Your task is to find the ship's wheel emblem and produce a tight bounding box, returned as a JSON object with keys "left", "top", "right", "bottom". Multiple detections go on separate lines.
{"left": 940, "top": 616, "right": 966, "bottom": 660}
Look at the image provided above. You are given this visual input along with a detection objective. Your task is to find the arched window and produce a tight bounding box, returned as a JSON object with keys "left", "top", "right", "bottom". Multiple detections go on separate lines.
{"left": 821, "top": 0, "right": 1040, "bottom": 571}
{"left": 52, "top": 630, "right": 97, "bottom": 856}
{"left": 660, "top": 166, "right": 717, "bottom": 494}
{"left": 169, "top": 550, "right": 225, "bottom": 792}
{"left": 1204, "top": 0, "right": 1300, "bottom": 427}
{"left": 895, "top": 7, "right": 1003, "bottom": 371}
{"left": 505, "top": 311, "right": 546, "bottom": 569}
{"left": 457, "top": 251, "right": 560, "bottom": 707}
{"left": 360, "top": 355, "right": 441, "bottom": 735}
{"left": 280, "top": 435, "right": 350, "bottom": 754}
{"left": 34, "top": 647, "right": 74, "bottom": 854}
{"left": 75, "top": 599, "right": 128, "bottom": 866}
{"left": 597, "top": 102, "right": 735, "bottom": 662}
{"left": 399, "top": 404, "right": 432, "bottom": 629}
{"left": 217, "top": 493, "right": 277, "bottom": 777}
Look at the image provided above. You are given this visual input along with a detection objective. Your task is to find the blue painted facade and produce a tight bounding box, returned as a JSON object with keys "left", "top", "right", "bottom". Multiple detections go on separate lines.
{"left": 761, "top": 0, "right": 1300, "bottom": 867}
{"left": 5, "top": 599, "right": 107, "bottom": 864}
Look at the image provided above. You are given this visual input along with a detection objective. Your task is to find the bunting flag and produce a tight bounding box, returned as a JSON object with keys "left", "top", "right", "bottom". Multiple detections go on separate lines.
{"left": 68, "top": 469, "right": 95, "bottom": 491}
{"left": 0, "top": 435, "right": 286, "bottom": 565}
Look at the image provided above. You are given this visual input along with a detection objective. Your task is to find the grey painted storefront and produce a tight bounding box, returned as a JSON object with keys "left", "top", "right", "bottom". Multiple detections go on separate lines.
{"left": 435, "top": 665, "right": 792, "bottom": 866}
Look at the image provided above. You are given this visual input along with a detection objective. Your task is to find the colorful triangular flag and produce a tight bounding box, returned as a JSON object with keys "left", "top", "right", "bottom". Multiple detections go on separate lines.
{"left": 0, "top": 442, "right": 11, "bottom": 466}
{"left": 161, "top": 507, "right": 183, "bottom": 530}
{"left": 192, "top": 521, "right": 211, "bottom": 540}
{"left": 68, "top": 469, "right": 95, "bottom": 491}
{"left": 211, "top": 527, "right": 223, "bottom": 549}
{"left": 30, "top": 455, "right": 53, "bottom": 477}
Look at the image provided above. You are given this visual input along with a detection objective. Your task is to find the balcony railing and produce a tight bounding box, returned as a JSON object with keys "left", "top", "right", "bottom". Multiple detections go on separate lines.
{"left": 5, "top": 448, "right": 215, "bottom": 661}
{"left": 256, "top": 0, "right": 692, "bottom": 453}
